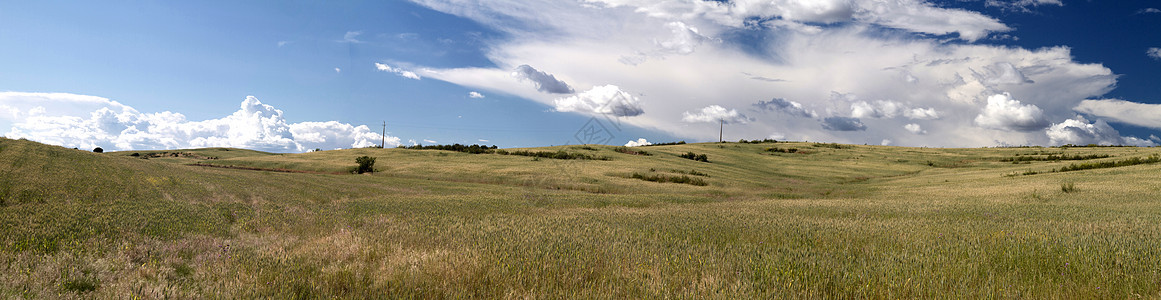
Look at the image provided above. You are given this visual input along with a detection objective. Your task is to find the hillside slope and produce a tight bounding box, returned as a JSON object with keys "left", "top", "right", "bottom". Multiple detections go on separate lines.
{"left": 4, "top": 137, "right": 1161, "bottom": 298}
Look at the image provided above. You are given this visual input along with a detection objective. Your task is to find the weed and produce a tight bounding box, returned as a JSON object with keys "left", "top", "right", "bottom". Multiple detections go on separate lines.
{"left": 1061, "top": 182, "right": 1076, "bottom": 193}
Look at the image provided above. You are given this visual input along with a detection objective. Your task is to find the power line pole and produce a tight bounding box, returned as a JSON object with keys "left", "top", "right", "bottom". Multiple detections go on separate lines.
{"left": 381, "top": 121, "right": 386, "bottom": 148}
{"left": 719, "top": 119, "right": 723, "bottom": 143}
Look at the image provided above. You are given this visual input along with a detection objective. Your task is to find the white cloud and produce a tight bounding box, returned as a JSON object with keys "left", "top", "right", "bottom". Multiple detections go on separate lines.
{"left": 468, "top": 91, "right": 485, "bottom": 98}
{"left": 423, "top": 139, "right": 437, "bottom": 144}
{"left": 682, "top": 105, "right": 750, "bottom": 124}
{"left": 478, "top": 139, "right": 490, "bottom": 143}
{"left": 1139, "top": 8, "right": 1161, "bottom": 14}
{"left": 343, "top": 31, "right": 364, "bottom": 43}
{"left": 553, "top": 85, "right": 644, "bottom": 117}
{"left": 402, "top": 0, "right": 1126, "bottom": 147}
{"left": 985, "top": 0, "right": 1063, "bottom": 12}
{"left": 0, "top": 92, "right": 399, "bottom": 152}
{"left": 1046, "top": 116, "right": 1155, "bottom": 146}
{"left": 881, "top": 139, "right": 892, "bottom": 146}
{"left": 334, "top": 67, "right": 342, "bottom": 73}
{"left": 620, "top": 21, "right": 715, "bottom": 65}
{"left": 624, "top": 138, "right": 652, "bottom": 147}
{"left": 511, "top": 65, "right": 574, "bottom": 94}
{"left": 1148, "top": 48, "right": 1161, "bottom": 60}
{"left": 1075, "top": 99, "right": 1161, "bottom": 129}
{"left": 974, "top": 93, "right": 1049, "bottom": 132}
{"left": 374, "top": 63, "right": 421, "bottom": 80}
{"left": 974, "top": 62, "right": 1033, "bottom": 86}
{"left": 904, "top": 123, "right": 926, "bottom": 134}
{"left": 277, "top": 41, "right": 289, "bottom": 47}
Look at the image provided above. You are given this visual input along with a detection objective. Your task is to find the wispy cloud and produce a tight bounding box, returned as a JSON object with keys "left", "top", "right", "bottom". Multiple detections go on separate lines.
{"left": 374, "top": 63, "right": 420, "bottom": 80}
{"left": 342, "top": 31, "right": 364, "bottom": 43}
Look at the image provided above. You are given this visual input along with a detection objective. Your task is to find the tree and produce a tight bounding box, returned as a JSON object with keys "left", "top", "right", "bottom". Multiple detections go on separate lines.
{"left": 355, "top": 156, "right": 376, "bottom": 174}
{"left": 93, "top": 147, "right": 104, "bottom": 153}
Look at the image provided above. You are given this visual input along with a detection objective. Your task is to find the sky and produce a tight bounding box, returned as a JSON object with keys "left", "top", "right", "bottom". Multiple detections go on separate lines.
{"left": 2, "top": 0, "right": 1160, "bottom": 152}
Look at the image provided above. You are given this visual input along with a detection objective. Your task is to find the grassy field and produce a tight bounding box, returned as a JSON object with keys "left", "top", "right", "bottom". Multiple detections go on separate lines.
{"left": 3, "top": 137, "right": 1161, "bottom": 298}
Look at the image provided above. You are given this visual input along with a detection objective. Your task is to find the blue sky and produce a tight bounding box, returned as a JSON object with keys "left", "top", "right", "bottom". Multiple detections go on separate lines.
{"left": 1, "top": 0, "right": 1160, "bottom": 152}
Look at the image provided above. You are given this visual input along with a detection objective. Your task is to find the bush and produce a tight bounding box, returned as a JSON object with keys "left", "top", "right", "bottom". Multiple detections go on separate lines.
{"left": 679, "top": 152, "right": 709, "bottom": 162}
{"left": 630, "top": 172, "right": 707, "bottom": 186}
{"left": 92, "top": 147, "right": 103, "bottom": 153}
{"left": 766, "top": 147, "right": 798, "bottom": 153}
{"left": 1061, "top": 182, "right": 1076, "bottom": 193}
{"left": 355, "top": 156, "right": 376, "bottom": 174}
{"left": 614, "top": 146, "right": 651, "bottom": 156}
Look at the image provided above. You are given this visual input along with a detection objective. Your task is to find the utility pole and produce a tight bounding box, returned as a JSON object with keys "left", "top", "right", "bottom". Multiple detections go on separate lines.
{"left": 381, "top": 121, "right": 386, "bottom": 148}
{"left": 719, "top": 119, "right": 723, "bottom": 143}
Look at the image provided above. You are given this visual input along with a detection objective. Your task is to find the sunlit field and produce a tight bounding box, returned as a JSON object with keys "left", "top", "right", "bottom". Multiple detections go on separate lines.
{"left": 3, "top": 137, "right": 1161, "bottom": 298}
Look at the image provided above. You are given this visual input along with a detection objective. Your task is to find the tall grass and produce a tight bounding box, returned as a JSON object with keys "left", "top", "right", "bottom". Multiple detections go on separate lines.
{"left": 4, "top": 138, "right": 1161, "bottom": 298}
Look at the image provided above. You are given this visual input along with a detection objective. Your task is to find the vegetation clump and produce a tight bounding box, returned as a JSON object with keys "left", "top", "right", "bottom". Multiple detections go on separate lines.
{"left": 679, "top": 152, "right": 709, "bottom": 162}
{"left": 738, "top": 138, "right": 778, "bottom": 144}
{"left": 92, "top": 147, "right": 103, "bottom": 153}
{"left": 641, "top": 141, "right": 686, "bottom": 146}
{"left": 1001, "top": 153, "right": 1110, "bottom": 162}
{"left": 1057, "top": 154, "right": 1161, "bottom": 172}
{"left": 613, "top": 146, "right": 651, "bottom": 156}
{"left": 630, "top": 172, "right": 708, "bottom": 186}
{"left": 813, "top": 142, "right": 850, "bottom": 149}
{"left": 354, "top": 156, "right": 376, "bottom": 174}
{"left": 402, "top": 143, "right": 498, "bottom": 154}
{"left": 505, "top": 150, "right": 608, "bottom": 160}
{"left": 766, "top": 147, "right": 798, "bottom": 154}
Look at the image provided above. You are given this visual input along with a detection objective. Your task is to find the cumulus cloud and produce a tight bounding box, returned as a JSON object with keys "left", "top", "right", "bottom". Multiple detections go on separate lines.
{"left": 974, "top": 62, "right": 1034, "bottom": 86}
{"left": 1046, "top": 116, "right": 1155, "bottom": 146}
{"left": 374, "top": 63, "right": 421, "bottom": 80}
{"left": 553, "top": 85, "right": 644, "bottom": 117}
{"left": 682, "top": 105, "right": 750, "bottom": 124}
{"left": 904, "top": 123, "right": 926, "bottom": 134}
{"left": 404, "top": 0, "right": 1129, "bottom": 147}
{"left": 850, "top": 100, "right": 941, "bottom": 120}
{"left": 821, "top": 117, "right": 867, "bottom": 131}
{"left": 468, "top": 91, "right": 485, "bottom": 98}
{"left": 624, "top": 138, "right": 652, "bottom": 147}
{"left": 974, "top": 93, "right": 1049, "bottom": 132}
{"left": 753, "top": 98, "right": 817, "bottom": 118}
{"left": 512, "top": 65, "right": 574, "bottom": 94}
{"left": 1, "top": 92, "right": 398, "bottom": 152}
{"left": 1148, "top": 48, "right": 1161, "bottom": 60}
{"left": 1074, "top": 99, "right": 1161, "bottom": 129}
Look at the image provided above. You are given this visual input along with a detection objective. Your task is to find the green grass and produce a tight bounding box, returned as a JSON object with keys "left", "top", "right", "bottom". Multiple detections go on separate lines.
{"left": 3, "top": 137, "right": 1161, "bottom": 298}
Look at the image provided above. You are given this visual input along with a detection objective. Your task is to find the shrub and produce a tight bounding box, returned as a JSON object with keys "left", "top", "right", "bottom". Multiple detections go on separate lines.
{"left": 630, "top": 172, "right": 707, "bottom": 186}
{"left": 355, "top": 156, "right": 376, "bottom": 174}
{"left": 642, "top": 141, "right": 686, "bottom": 146}
{"left": 1061, "top": 182, "right": 1076, "bottom": 193}
{"left": 92, "top": 147, "right": 103, "bottom": 153}
{"left": 679, "top": 152, "right": 709, "bottom": 162}
{"left": 614, "top": 146, "right": 651, "bottom": 156}
{"left": 766, "top": 147, "right": 798, "bottom": 153}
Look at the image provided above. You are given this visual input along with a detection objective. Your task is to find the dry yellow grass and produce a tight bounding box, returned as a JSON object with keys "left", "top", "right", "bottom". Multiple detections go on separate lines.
{"left": 3, "top": 137, "right": 1161, "bottom": 298}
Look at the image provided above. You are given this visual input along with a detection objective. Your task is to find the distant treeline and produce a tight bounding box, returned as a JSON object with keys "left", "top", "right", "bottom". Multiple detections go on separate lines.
{"left": 401, "top": 144, "right": 498, "bottom": 154}
{"left": 640, "top": 141, "right": 686, "bottom": 146}
{"left": 1058, "top": 155, "right": 1161, "bottom": 172}
{"left": 400, "top": 143, "right": 607, "bottom": 160}
{"left": 1000, "top": 154, "right": 1110, "bottom": 162}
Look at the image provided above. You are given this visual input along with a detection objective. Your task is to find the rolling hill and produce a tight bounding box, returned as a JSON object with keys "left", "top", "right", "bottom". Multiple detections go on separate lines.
{"left": 2, "top": 137, "right": 1161, "bottom": 298}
